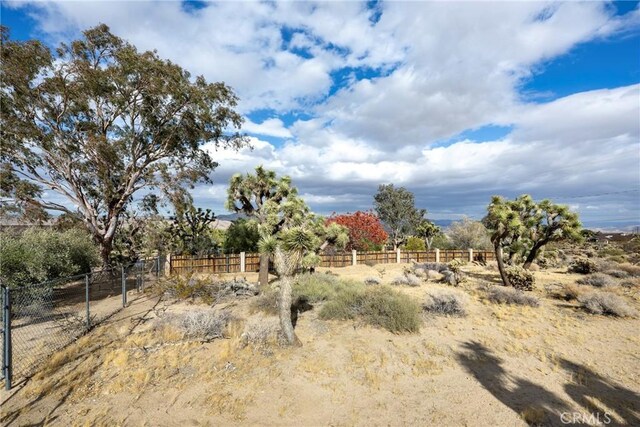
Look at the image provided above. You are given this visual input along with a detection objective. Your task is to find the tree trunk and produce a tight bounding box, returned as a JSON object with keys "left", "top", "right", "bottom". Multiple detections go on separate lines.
{"left": 259, "top": 253, "right": 269, "bottom": 286}
{"left": 523, "top": 240, "right": 547, "bottom": 270}
{"left": 98, "top": 235, "right": 114, "bottom": 269}
{"left": 495, "top": 242, "right": 512, "bottom": 287}
{"left": 425, "top": 237, "right": 432, "bottom": 250}
{"left": 278, "top": 276, "right": 301, "bottom": 346}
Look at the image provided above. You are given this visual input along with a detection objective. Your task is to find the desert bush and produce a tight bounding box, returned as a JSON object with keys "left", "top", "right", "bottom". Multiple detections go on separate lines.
{"left": 578, "top": 292, "right": 637, "bottom": 317}
{"left": 364, "top": 276, "right": 381, "bottom": 286}
{"left": 421, "top": 262, "right": 448, "bottom": 273}
{"left": 568, "top": 258, "right": 597, "bottom": 274}
{"left": 0, "top": 228, "right": 100, "bottom": 288}
{"left": 240, "top": 317, "right": 283, "bottom": 349}
{"left": 486, "top": 286, "right": 540, "bottom": 307}
{"left": 505, "top": 266, "right": 535, "bottom": 291}
{"left": 598, "top": 245, "right": 627, "bottom": 259}
{"left": 157, "top": 274, "right": 221, "bottom": 304}
{"left": 604, "top": 269, "right": 629, "bottom": 279}
{"left": 621, "top": 278, "right": 640, "bottom": 288}
{"left": 423, "top": 289, "right": 468, "bottom": 316}
{"left": 391, "top": 273, "right": 421, "bottom": 287}
{"left": 576, "top": 273, "right": 616, "bottom": 288}
{"left": 546, "top": 283, "right": 583, "bottom": 301}
{"left": 446, "top": 218, "right": 492, "bottom": 250}
{"left": 320, "top": 286, "right": 421, "bottom": 333}
{"left": 364, "top": 259, "right": 377, "bottom": 267}
{"left": 607, "top": 255, "right": 627, "bottom": 264}
{"left": 157, "top": 310, "right": 231, "bottom": 340}
{"left": 617, "top": 264, "right": 640, "bottom": 277}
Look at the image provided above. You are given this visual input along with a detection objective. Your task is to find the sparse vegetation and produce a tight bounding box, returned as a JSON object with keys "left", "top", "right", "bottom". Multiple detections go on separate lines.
{"left": 423, "top": 289, "right": 468, "bottom": 316}
{"left": 546, "top": 282, "right": 583, "bottom": 301}
{"left": 578, "top": 292, "right": 637, "bottom": 317}
{"left": 319, "top": 286, "right": 422, "bottom": 333}
{"left": 577, "top": 273, "right": 616, "bottom": 288}
{"left": 486, "top": 286, "right": 540, "bottom": 307}
{"left": 391, "top": 272, "right": 422, "bottom": 287}
{"left": 156, "top": 310, "right": 232, "bottom": 341}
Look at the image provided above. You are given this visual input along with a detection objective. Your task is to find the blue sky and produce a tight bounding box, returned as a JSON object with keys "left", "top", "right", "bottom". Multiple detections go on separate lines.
{"left": 2, "top": 1, "right": 639, "bottom": 230}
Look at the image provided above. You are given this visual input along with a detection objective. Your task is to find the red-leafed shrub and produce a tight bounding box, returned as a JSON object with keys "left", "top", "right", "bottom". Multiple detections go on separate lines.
{"left": 326, "top": 211, "right": 388, "bottom": 251}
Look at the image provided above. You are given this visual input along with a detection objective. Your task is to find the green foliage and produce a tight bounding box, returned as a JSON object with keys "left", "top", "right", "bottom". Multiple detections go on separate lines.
{"left": 223, "top": 219, "right": 259, "bottom": 253}
{"left": 1, "top": 25, "right": 246, "bottom": 263}
{"left": 0, "top": 228, "right": 100, "bottom": 287}
{"left": 505, "top": 266, "right": 535, "bottom": 291}
{"left": 319, "top": 286, "right": 422, "bottom": 333}
{"left": 404, "top": 236, "right": 426, "bottom": 251}
{"left": 568, "top": 258, "right": 597, "bottom": 274}
{"left": 373, "top": 184, "right": 426, "bottom": 248}
{"left": 430, "top": 233, "right": 452, "bottom": 249}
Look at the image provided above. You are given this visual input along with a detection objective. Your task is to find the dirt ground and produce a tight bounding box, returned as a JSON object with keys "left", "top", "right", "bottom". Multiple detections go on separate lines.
{"left": 1, "top": 262, "right": 639, "bottom": 426}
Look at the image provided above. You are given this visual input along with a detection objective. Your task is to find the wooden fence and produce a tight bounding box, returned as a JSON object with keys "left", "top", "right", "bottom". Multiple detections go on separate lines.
{"left": 169, "top": 249, "right": 495, "bottom": 275}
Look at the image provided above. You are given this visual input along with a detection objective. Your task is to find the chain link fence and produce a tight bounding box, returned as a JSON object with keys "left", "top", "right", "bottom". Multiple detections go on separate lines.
{"left": 1, "top": 257, "right": 164, "bottom": 390}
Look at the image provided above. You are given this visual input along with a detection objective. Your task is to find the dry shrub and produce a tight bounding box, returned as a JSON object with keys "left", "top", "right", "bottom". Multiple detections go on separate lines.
{"left": 423, "top": 289, "right": 468, "bottom": 316}
{"left": 391, "top": 273, "right": 421, "bottom": 287}
{"left": 546, "top": 283, "right": 583, "bottom": 301}
{"left": 156, "top": 273, "right": 221, "bottom": 304}
{"left": 621, "top": 278, "right": 640, "bottom": 288}
{"left": 618, "top": 263, "right": 640, "bottom": 277}
{"left": 578, "top": 292, "right": 637, "bottom": 317}
{"left": 240, "top": 317, "right": 283, "bottom": 349}
{"left": 364, "top": 276, "right": 381, "bottom": 286}
{"left": 486, "top": 286, "right": 540, "bottom": 307}
{"left": 568, "top": 258, "right": 597, "bottom": 274}
{"left": 576, "top": 273, "right": 616, "bottom": 288}
{"left": 250, "top": 289, "right": 278, "bottom": 315}
{"left": 505, "top": 266, "right": 535, "bottom": 291}
{"left": 319, "top": 286, "right": 422, "bottom": 333}
{"left": 364, "top": 259, "right": 377, "bottom": 267}
{"left": 604, "top": 269, "right": 630, "bottom": 279}
{"left": 156, "top": 310, "right": 231, "bottom": 341}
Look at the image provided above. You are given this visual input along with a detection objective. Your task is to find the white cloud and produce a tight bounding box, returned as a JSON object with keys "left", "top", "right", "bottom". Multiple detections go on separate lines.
{"left": 12, "top": 0, "right": 640, "bottom": 227}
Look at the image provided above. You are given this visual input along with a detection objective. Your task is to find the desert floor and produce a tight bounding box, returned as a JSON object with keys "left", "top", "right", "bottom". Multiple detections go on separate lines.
{"left": 1, "top": 263, "right": 639, "bottom": 427}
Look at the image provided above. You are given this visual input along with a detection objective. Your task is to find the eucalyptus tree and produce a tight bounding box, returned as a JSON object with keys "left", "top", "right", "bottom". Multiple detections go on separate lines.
{"left": 1, "top": 25, "right": 246, "bottom": 265}
{"left": 373, "top": 184, "right": 426, "bottom": 250}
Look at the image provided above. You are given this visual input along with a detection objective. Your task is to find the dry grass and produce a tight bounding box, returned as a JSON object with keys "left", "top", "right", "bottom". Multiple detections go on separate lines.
{"left": 486, "top": 286, "right": 540, "bottom": 307}
{"left": 578, "top": 292, "right": 638, "bottom": 317}
{"left": 423, "top": 288, "right": 468, "bottom": 316}
{"left": 577, "top": 273, "right": 616, "bottom": 288}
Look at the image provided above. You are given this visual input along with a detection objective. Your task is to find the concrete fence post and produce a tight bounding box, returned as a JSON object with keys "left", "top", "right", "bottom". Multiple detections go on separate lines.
{"left": 352, "top": 250, "right": 357, "bottom": 266}
{"left": 396, "top": 248, "right": 401, "bottom": 264}
{"left": 468, "top": 248, "right": 474, "bottom": 262}
{"left": 435, "top": 248, "right": 440, "bottom": 263}
{"left": 240, "top": 252, "right": 246, "bottom": 273}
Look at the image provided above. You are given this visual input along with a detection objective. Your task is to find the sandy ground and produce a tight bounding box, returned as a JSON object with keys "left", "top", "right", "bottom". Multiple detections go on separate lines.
{"left": 1, "top": 263, "right": 639, "bottom": 426}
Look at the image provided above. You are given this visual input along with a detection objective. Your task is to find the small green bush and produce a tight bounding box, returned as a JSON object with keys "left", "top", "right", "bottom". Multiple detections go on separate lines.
{"left": 578, "top": 292, "right": 637, "bottom": 317}
{"left": 320, "top": 286, "right": 421, "bottom": 333}
{"left": 577, "top": 273, "right": 616, "bottom": 288}
{"left": 568, "top": 258, "right": 597, "bottom": 274}
{"left": 0, "top": 228, "right": 100, "bottom": 287}
{"left": 505, "top": 266, "right": 535, "bottom": 291}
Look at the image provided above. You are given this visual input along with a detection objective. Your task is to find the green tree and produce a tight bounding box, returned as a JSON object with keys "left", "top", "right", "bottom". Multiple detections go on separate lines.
{"left": 415, "top": 219, "right": 440, "bottom": 250}
{"left": 223, "top": 219, "right": 260, "bottom": 254}
{"left": 404, "top": 236, "right": 426, "bottom": 251}
{"left": 226, "top": 166, "right": 306, "bottom": 286}
{"left": 0, "top": 25, "right": 246, "bottom": 266}
{"left": 373, "top": 184, "right": 425, "bottom": 250}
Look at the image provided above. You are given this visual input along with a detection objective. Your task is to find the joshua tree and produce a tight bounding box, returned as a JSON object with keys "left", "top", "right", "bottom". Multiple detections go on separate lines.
{"left": 226, "top": 166, "right": 306, "bottom": 286}
{"left": 415, "top": 219, "right": 440, "bottom": 250}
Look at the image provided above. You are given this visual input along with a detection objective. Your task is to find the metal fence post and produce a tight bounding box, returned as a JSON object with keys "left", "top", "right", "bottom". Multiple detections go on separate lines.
{"left": 3, "top": 286, "right": 12, "bottom": 390}
{"left": 156, "top": 256, "right": 160, "bottom": 278}
{"left": 85, "top": 274, "right": 90, "bottom": 330}
{"left": 121, "top": 267, "right": 127, "bottom": 307}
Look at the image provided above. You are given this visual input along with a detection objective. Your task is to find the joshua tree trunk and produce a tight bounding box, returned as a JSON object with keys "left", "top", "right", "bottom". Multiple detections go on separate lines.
{"left": 495, "top": 242, "right": 512, "bottom": 287}
{"left": 278, "top": 275, "right": 301, "bottom": 346}
{"left": 523, "top": 240, "right": 547, "bottom": 270}
{"left": 259, "top": 254, "right": 269, "bottom": 286}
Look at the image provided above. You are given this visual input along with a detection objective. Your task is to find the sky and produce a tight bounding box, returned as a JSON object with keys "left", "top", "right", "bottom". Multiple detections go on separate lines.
{"left": 2, "top": 0, "right": 640, "bottom": 230}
